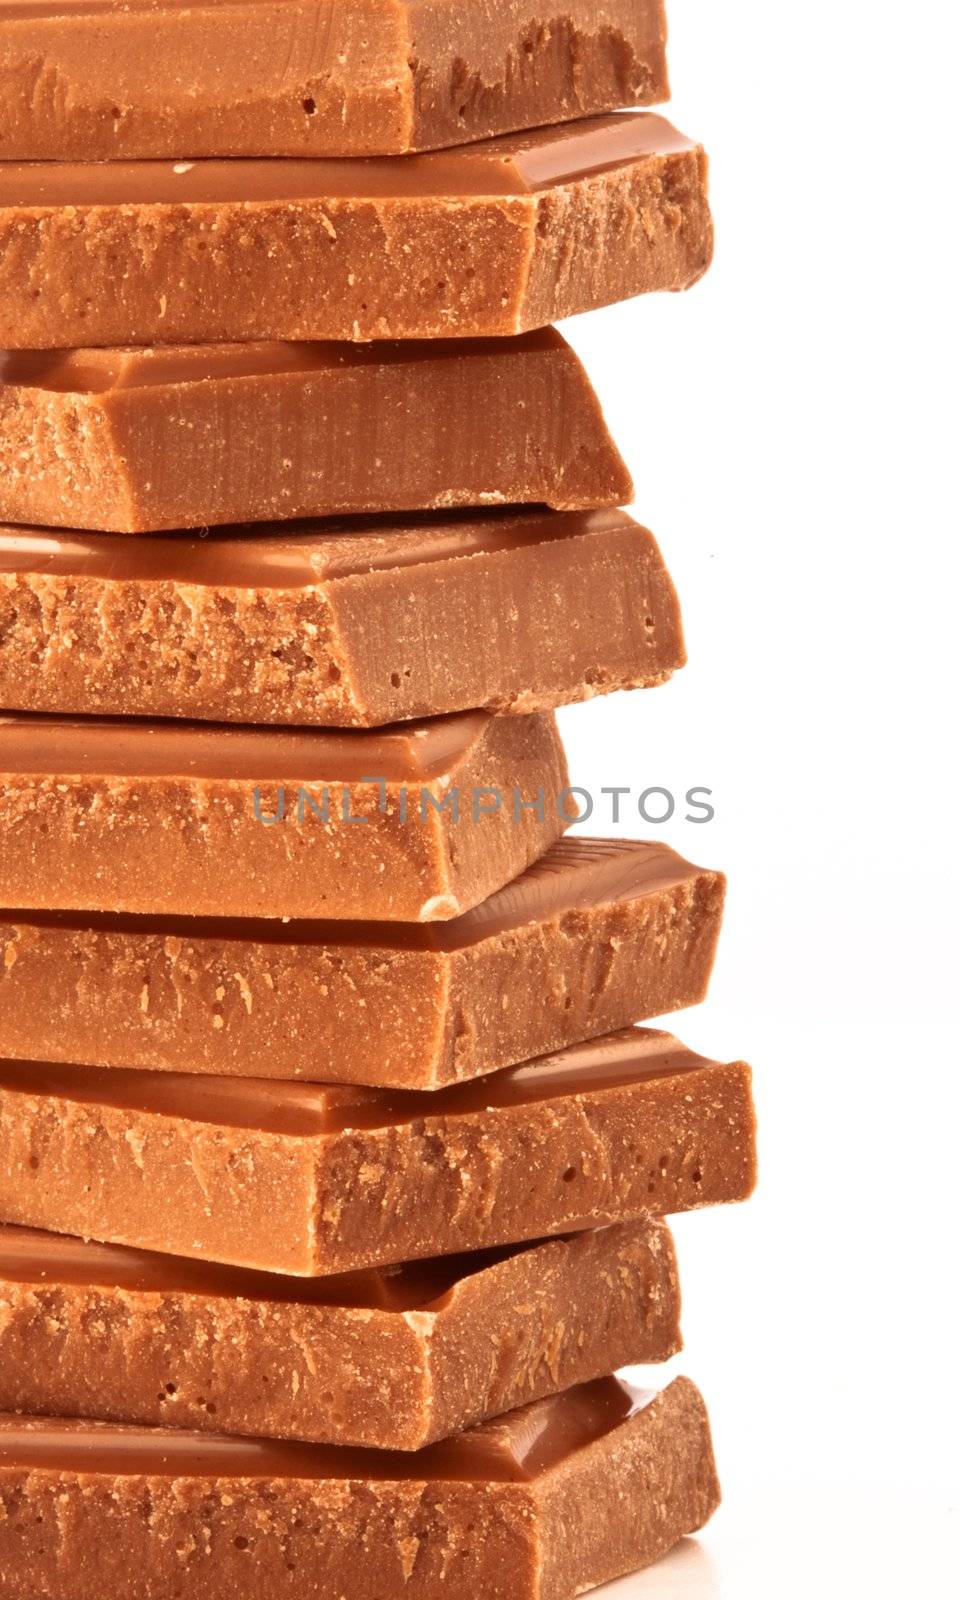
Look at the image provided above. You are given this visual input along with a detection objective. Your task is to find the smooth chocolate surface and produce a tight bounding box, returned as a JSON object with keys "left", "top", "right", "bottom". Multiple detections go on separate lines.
{"left": 0, "top": 1218, "right": 629, "bottom": 1312}
{"left": 0, "top": 709, "right": 571, "bottom": 920}
{"left": 0, "top": 331, "right": 631, "bottom": 532}
{"left": 437, "top": 833, "right": 709, "bottom": 950}
{"left": 0, "top": 1028, "right": 723, "bottom": 1134}
{"left": 0, "top": 339, "right": 354, "bottom": 391}
{"left": 0, "top": 114, "right": 712, "bottom": 345}
{"left": 0, "top": 1220, "right": 682, "bottom": 1448}
{"left": 0, "top": 510, "right": 684, "bottom": 725}
{"left": 0, "top": 708, "right": 483, "bottom": 782}
{"left": 0, "top": 506, "right": 638, "bottom": 583}
{"left": 0, "top": 1376, "right": 649, "bottom": 1480}
{"left": 0, "top": 1379, "right": 644, "bottom": 1481}
{"left": 1, "top": 834, "right": 721, "bottom": 953}
{"left": 0, "top": 1221, "right": 465, "bottom": 1308}
{"left": 0, "top": 1026, "right": 758, "bottom": 1273}
{"left": 0, "top": 837, "right": 726, "bottom": 1087}
{"left": 0, "top": 1378, "right": 720, "bottom": 1600}
{"left": 0, "top": 117, "right": 696, "bottom": 203}
{"left": 0, "top": 0, "right": 669, "bottom": 159}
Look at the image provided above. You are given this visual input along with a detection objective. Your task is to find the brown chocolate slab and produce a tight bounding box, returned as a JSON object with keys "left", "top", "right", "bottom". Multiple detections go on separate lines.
{"left": 0, "top": 1219, "right": 682, "bottom": 1448}
{"left": 0, "top": 838, "right": 726, "bottom": 1087}
{"left": 0, "top": 331, "right": 632, "bottom": 531}
{"left": 0, "top": 1027, "right": 757, "bottom": 1273}
{"left": 0, "top": 114, "right": 712, "bottom": 346}
{"left": 0, "top": 709, "right": 571, "bottom": 920}
{"left": 0, "top": 1377, "right": 719, "bottom": 1600}
{"left": 0, "top": 0, "right": 669, "bottom": 160}
{"left": 0, "top": 510, "right": 682, "bottom": 726}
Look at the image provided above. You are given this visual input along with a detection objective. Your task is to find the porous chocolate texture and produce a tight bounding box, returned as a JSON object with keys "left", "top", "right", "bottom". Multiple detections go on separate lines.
{"left": 0, "top": 1376, "right": 721, "bottom": 1600}
{"left": 0, "top": 114, "right": 713, "bottom": 346}
{"left": 0, "top": 510, "right": 682, "bottom": 724}
{"left": 0, "top": 838, "right": 725, "bottom": 1088}
{"left": 0, "top": 1027, "right": 758, "bottom": 1274}
{"left": 0, "top": 1219, "right": 681, "bottom": 1448}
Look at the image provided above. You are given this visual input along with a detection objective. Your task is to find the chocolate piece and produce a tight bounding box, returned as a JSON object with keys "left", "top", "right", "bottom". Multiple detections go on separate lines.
{"left": 0, "top": 1028, "right": 757, "bottom": 1273}
{"left": 0, "top": 1219, "right": 681, "bottom": 1448}
{"left": 0, "top": 510, "right": 679, "bottom": 724}
{"left": 0, "top": 1377, "right": 719, "bottom": 1600}
{"left": 0, "top": 332, "right": 631, "bottom": 531}
{"left": 0, "top": 838, "right": 725, "bottom": 1088}
{"left": 0, "top": 115, "right": 712, "bottom": 347}
{"left": 0, "top": 710, "right": 571, "bottom": 920}
{"left": 0, "top": 0, "right": 670, "bottom": 160}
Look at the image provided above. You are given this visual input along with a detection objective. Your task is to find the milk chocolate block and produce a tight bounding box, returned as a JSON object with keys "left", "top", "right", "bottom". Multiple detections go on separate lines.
{"left": 0, "top": 1028, "right": 757, "bottom": 1274}
{"left": 0, "top": 0, "right": 670, "bottom": 160}
{"left": 0, "top": 710, "right": 571, "bottom": 921}
{"left": 0, "top": 115, "right": 712, "bottom": 347}
{"left": 0, "top": 333, "right": 632, "bottom": 532}
{"left": 0, "top": 1219, "right": 681, "bottom": 1449}
{"left": 0, "top": 511, "right": 681, "bottom": 727}
{"left": 0, "top": 839, "right": 725, "bottom": 1088}
{"left": 0, "top": 1377, "right": 720, "bottom": 1600}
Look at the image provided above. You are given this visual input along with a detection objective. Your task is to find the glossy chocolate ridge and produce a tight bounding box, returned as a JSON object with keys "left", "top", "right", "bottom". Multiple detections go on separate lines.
{"left": 0, "top": 507, "right": 637, "bottom": 588}
{"left": 0, "top": 1028, "right": 716, "bottom": 1138}
{"left": 0, "top": 1376, "right": 651, "bottom": 1482}
{"left": 0, "top": 116, "right": 697, "bottom": 207}
{"left": 0, "top": 1222, "right": 548, "bottom": 1312}
{"left": 5, "top": 837, "right": 706, "bottom": 954}
{"left": 0, "top": 330, "right": 565, "bottom": 394}
{"left": 0, "top": 707, "right": 489, "bottom": 783}
{"left": 440, "top": 837, "right": 703, "bottom": 949}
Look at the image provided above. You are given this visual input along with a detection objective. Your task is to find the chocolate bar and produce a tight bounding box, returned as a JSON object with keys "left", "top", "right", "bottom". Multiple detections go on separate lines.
{"left": 0, "top": 1376, "right": 720, "bottom": 1600}
{"left": 0, "top": 1028, "right": 757, "bottom": 1273}
{"left": 0, "top": 332, "right": 631, "bottom": 532}
{"left": 0, "top": 838, "right": 725, "bottom": 1088}
{"left": 0, "top": 511, "right": 680, "bottom": 726}
{"left": 0, "top": 115, "right": 712, "bottom": 347}
{"left": 0, "top": 710, "right": 571, "bottom": 920}
{"left": 0, "top": 0, "right": 670, "bottom": 160}
{"left": 0, "top": 1219, "right": 680, "bottom": 1449}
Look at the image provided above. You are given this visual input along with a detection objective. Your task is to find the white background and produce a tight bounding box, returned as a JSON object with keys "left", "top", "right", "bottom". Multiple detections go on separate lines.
{"left": 555, "top": 2, "right": 958, "bottom": 1593}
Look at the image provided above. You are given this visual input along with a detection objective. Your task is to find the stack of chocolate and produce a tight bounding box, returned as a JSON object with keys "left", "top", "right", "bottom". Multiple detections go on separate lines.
{"left": 0, "top": 4, "right": 755, "bottom": 1596}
